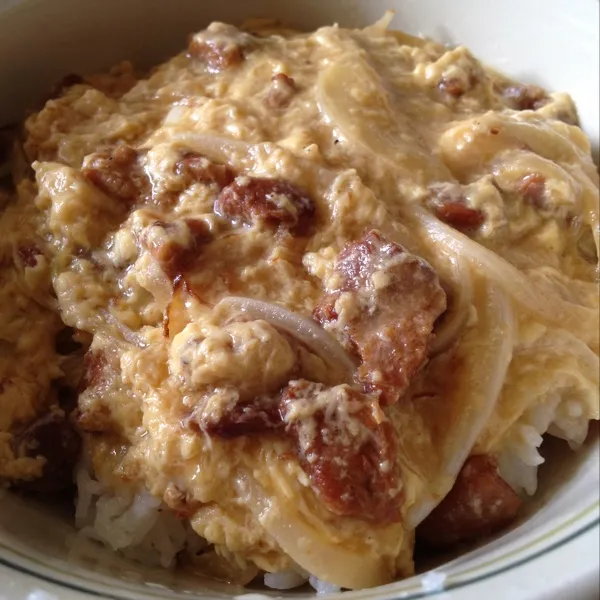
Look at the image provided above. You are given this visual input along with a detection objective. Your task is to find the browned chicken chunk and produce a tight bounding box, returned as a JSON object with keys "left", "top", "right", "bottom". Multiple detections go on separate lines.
{"left": 314, "top": 230, "right": 447, "bottom": 404}
{"left": 215, "top": 176, "right": 315, "bottom": 231}
{"left": 417, "top": 454, "right": 522, "bottom": 549}
{"left": 281, "top": 380, "right": 403, "bottom": 525}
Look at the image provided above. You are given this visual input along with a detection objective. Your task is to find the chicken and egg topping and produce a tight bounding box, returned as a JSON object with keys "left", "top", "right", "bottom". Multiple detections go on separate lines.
{"left": 0, "top": 16, "right": 598, "bottom": 591}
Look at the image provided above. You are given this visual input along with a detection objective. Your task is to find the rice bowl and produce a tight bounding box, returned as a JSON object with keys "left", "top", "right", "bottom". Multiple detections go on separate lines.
{"left": 0, "top": 1, "right": 598, "bottom": 599}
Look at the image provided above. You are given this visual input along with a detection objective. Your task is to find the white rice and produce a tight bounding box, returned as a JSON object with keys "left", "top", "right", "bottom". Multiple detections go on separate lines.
{"left": 264, "top": 569, "right": 309, "bottom": 590}
{"left": 496, "top": 392, "right": 591, "bottom": 496}
{"left": 420, "top": 571, "right": 447, "bottom": 593}
{"left": 74, "top": 465, "right": 193, "bottom": 569}
{"left": 75, "top": 464, "right": 334, "bottom": 593}
{"left": 308, "top": 576, "right": 342, "bottom": 595}
{"left": 262, "top": 568, "right": 342, "bottom": 594}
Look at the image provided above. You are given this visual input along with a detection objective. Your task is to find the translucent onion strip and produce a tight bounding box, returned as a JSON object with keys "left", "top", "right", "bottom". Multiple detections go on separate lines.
{"left": 317, "top": 59, "right": 452, "bottom": 186}
{"left": 235, "top": 475, "right": 395, "bottom": 589}
{"left": 406, "top": 280, "right": 515, "bottom": 528}
{"left": 439, "top": 113, "right": 599, "bottom": 257}
{"left": 152, "top": 132, "right": 251, "bottom": 166}
{"left": 430, "top": 255, "right": 473, "bottom": 355}
{"left": 215, "top": 297, "right": 357, "bottom": 384}
{"left": 366, "top": 9, "right": 396, "bottom": 31}
{"left": 409, "top": 205, "right": 599, "bottom": 348}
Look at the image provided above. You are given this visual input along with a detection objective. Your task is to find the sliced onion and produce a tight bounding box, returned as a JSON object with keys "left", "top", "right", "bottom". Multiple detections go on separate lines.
{"left": 153, "top": 132, "right": 252, "bottom": 166}
{"left": 317, "top": 59, "right": 452, "bottom": 186}
{"left": 570, "top": 164, "right": 600, "bottom": 259}
{"left": 430, "top": 255, "right": 473, "bottom": 355}
{"left": 235, "top": 475, "right": 395, "bottom": 589}
{"left": 215, "top": 297, "right": 356, "bottom": 384}
{"left": 366, "top": 9, "right": 395, "bottom": 30}
{"left": 409, "top": 206, "right": 599, "bottom": 348}
{"left": 439, "top": 113, "right": 598, "bottom": 183}
{"left": 406, "top": 280, "right": 515, "bottom": 528}
{"left": 438, "top": 112, "right": 599, "bottom": 259}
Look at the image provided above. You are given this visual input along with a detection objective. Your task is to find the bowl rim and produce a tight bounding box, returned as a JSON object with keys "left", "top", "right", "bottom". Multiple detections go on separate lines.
{"left": 0, "top": 497, "right": 598, "bottom": 599}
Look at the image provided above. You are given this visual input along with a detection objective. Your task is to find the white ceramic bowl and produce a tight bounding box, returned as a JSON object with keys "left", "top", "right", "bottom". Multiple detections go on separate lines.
{"left": 0, "top": 1, "right": 598, "bottom": 599}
